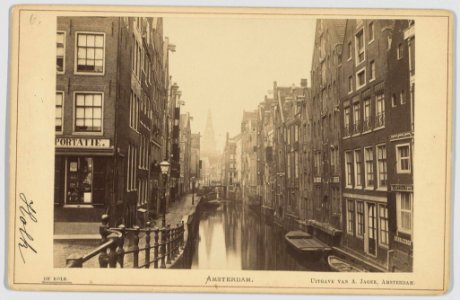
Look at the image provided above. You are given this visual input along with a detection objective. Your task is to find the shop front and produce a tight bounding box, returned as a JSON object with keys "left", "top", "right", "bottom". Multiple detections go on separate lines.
{"left": 54, "top": 137, "right": 115, "bottom": 235}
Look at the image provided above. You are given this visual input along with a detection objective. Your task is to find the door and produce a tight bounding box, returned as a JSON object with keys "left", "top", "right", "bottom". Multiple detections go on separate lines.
{"left": 366, "top": 203, "right": 377, "bottom": 256}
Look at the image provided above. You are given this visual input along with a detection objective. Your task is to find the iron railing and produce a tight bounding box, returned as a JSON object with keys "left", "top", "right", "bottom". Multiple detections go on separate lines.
{"left": 66, "top": 214, "right": 185, "bottom": 268}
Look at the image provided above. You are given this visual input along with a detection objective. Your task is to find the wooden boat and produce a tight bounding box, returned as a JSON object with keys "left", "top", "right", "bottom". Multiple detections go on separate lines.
{"left": 284, "top": 231, "right": 331, "bottom": 253}
{"left": 327, "top": 255, "right": 366, "bottom": 272}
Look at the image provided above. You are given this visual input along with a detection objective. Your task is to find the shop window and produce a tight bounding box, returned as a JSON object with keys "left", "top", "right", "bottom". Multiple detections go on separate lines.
{"left": 379, "top": 205, "right": 389, "bottom": 246}
{"left": 74, "top": 92, "right": 103, "bottom": 132}
{"left": 397, "top": 192, "right": 413, "bottom": 235}
{"left": 67, "top": 157, "right": 94, "bottom": 204}
{"left": 76, "top": 32, "right": 105, "bottom": 74}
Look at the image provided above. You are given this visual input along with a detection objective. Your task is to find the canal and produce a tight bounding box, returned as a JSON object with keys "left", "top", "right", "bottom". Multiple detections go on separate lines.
{"left": 190, "top": 200, "right": 331, "bottom": 271}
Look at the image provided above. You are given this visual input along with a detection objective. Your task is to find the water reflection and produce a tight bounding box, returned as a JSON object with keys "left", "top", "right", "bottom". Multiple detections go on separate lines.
{"left": 191, "top": 201, "right": 331, "bottom": 271}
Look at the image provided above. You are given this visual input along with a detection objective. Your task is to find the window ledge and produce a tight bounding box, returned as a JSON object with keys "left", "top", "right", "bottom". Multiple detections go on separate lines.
{"left": 74, "top": 71, "right": 105, "bottom": 76}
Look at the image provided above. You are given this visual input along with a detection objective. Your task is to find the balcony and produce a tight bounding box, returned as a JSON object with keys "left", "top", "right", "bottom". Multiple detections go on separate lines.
{"left": 352, "top": 122, "right": 361, "bottom": 135}
{"left": 362, "top": 118, "right": 372, "bottom": 132}
{"left": 375, "top": 113, "right": 385, "bottom": 128}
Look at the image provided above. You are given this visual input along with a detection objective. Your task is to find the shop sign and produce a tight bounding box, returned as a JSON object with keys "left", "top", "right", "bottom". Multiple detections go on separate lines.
{"left": 394, "top": 235, "right": 412, "bottom": 246}
{"left": 391, "top": 184, "right": 413, "bottom": 192}
{"left": 390, "top": 131, "right": 413, "bottom": 141}
{"left": 56, "top": 137, "right": 111, "bottom": 149}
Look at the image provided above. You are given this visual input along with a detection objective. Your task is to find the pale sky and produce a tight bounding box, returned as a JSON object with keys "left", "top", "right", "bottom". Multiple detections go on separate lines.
{"left": 164, "top": 17, "right": 316, "bottom": 151}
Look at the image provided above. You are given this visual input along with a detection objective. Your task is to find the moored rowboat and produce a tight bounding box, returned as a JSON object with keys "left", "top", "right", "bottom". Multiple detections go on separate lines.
{"left": 284, "top": 231, "right": 331, "bottom": 253}
{"left": 327, "top": 255, "right": 366, "bottom": 272}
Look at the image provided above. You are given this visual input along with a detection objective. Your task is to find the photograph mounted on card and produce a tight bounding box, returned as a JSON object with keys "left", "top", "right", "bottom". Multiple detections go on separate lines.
{"left": 7, "top": 5, "right": 452, "bottom": 295}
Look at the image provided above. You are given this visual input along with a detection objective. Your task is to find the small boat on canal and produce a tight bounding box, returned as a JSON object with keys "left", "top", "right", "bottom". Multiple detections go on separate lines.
{"left": 284, "top": 230, "right": 331, "bottom": 254}
{"left": 327, "top": 255, "right": 366, "bottom": 272}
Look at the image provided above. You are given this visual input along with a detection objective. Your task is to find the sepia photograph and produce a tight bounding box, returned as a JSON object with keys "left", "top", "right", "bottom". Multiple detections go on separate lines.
{"left": 53, "top": 16, "right": 414, "bottom": 273}
{"left": 7, "top": 5, "right": 452, "bottom": 295}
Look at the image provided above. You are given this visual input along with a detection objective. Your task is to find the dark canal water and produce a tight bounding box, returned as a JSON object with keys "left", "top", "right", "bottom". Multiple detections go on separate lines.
{"left": 190, "top": 200, "right": 331, "bottom": 271}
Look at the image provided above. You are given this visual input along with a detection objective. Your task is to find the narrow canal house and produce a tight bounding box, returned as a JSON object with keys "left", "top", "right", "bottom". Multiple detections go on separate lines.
{"left": 309, "top": 19, "right": 346, "bottom": 245}
{"left": 385, "top": 20, "right": 415, "bottom": 272}
{"left": 339, "top": 19, "right": 395, "bottom": 268}
{"left": 299, "top": 80, "right": 313, "bottom": 224}
{"left": 240, "top": 111, "right": 259, "bottom": 206}
{"left": 54, "top": 17, "right": 169, "bottom": 233}
{"left": 179, "top": 113, "right": 192, "bottom": 195}
{"left": 257, "top": 96, "right": 276, "bottom": 217}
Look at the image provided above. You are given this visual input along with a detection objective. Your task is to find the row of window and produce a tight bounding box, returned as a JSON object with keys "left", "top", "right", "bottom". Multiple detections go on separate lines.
{"left": 55, "top": 91, "right": 103, "bottom": 133}
{"left": 344, "top": 93, "right": 385, "bottom": 137}
{"left": 347, "top": 61, "right": 376, "bottom": 93}
{"left": 56, "top": 31, "right": 106, "bottom": 74}
{"left": 344, "top": 143, "right": 411, "bottom": 190}
{"left": 346, "top": 200, "right": 389, "bottom": 247}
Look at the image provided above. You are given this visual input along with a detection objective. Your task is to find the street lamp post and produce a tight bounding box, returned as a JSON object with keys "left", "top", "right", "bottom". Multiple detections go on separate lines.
{"left": 160, "top": 160, "right": 170, "bottom": 228}
{"left": 191, "top": 176, "right": 196, "bottom": 205}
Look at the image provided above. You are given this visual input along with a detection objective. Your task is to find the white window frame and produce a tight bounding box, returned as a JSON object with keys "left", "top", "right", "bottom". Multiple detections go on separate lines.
{"left": 378, "top": 204, "right": 389, "bottom": 248}
{"left": 353, "top": 102, "right": 361, "bottom": 135}
{"left": 376, "top": 144, "right": 387, "bottom": 190}
{"left": 356, "top": 67, "right": 366, "bottom": 90}
{"left": 345, "top": 150, "right": 353, "bottom": 188}
{"left": 346, "top": 199, "right": 355, "bottom": 235}
{"left": 363, "top": 99, "right": 371, "bottom": 133}
{"left": 347, "top": 41, "right": 352, "bottom": 61}
{"left": 396, "top": 192, "right": 413, "bottom": 236}
{"left": 348, "top": 76, "right": 354, "bottom": 94}
{"left": 397, "top": 43, "right": 404, "bottom": 60}
{"left": 56, "top": 31, "right": 66, "bottom": 74}
{"left": 72, "top": 91, "right": 104, "bottom": 135}
{"left": 391, "top": 94, "right": 397, "bottom": 108}
{"left": 56, "top": 91, "right": 64, "bottom": 134}
{"left": 369, "top": 60, "right": 376, "bottom": 82}
{"left": 396, "top": 143, "right": 411, "bottom": 174}
{"left": 354, "top": 27, "right": 366, "bottom": 66}
{"left": 354, "top": 149, "right": 362, "bottom": 188}
{"left": 375, "top": 93, "right": 385, "bottom": 129}
{"left": 74, "top": 31, "right": 106, "bottom": 76}
{"left": 400, "top": 90, "right": 406, "bottom": 104}
{"left": 355, "top": 201, "right": 364, "bottom": 238}
{"left": 364, "top": 146, "right": 374, "bottom": 189}
{"left": 368, "top": 21, "right": 375, "bottom": 44}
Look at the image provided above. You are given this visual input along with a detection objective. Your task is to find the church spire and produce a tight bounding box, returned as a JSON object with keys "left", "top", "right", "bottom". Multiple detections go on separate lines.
{"left": 202, "top": 109, "right": 217, "bottom": 158}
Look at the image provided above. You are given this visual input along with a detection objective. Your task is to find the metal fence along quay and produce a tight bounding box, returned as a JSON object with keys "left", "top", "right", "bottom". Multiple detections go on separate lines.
{"left": 66, "top": 214, "right": 185, "bottom": 268}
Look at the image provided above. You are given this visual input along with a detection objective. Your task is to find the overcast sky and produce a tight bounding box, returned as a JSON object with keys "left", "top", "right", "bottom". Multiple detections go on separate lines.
{"left": 164, "top": 17, "right": 316, "bottom": 151}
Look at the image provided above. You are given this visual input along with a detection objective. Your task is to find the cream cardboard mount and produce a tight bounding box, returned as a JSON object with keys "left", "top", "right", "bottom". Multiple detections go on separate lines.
{"left": 7, "top": 5, "right": 453, "bottom": 295}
